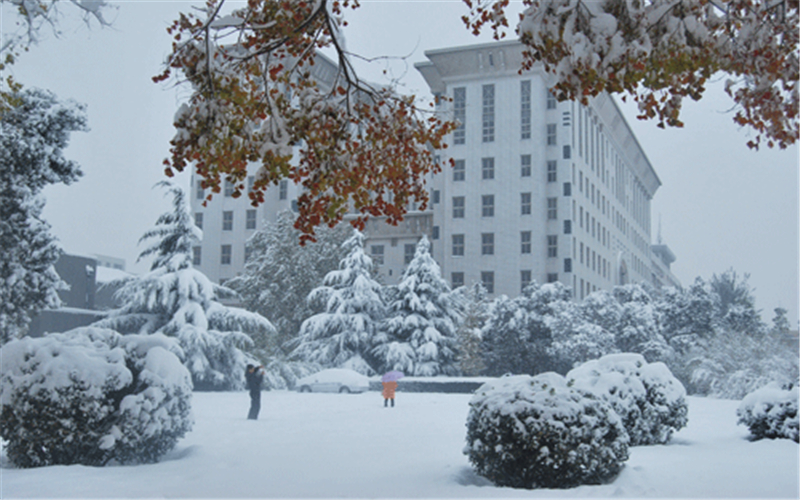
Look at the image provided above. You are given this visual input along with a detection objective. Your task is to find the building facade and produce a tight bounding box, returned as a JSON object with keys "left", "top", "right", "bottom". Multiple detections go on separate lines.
{"left": 416, "top": 40, "right": 677, "bottom": 298}
{"left": 191, "top": 40, "right": 679, "bottom": 298}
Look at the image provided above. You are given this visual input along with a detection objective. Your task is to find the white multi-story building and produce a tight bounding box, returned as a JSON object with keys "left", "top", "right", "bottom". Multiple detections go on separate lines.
{"left": 191, "top": 40, "right": 679, "bottom": 298}
{"left": 416, "top": 40, "right": 678, "bottom": 298}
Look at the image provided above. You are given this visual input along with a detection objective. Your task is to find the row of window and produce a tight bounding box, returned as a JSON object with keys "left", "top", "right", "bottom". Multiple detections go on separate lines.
{"left": 197, "top": 177, "right": 290, "bottom": 201}
{"left": 450, "top": 196, "right": 558, "bottom": 219}
{"left": 192, "top": 244, "right": 250, "bottom": 266}
{"left": 450, "top": 157, "right": 558, "bottom": 182}
{"left": 195, "top": 211, "right": 257, "bottom": 231}
{"left": 453, "top": 82, "right": 558, "bottom": 145}
{"left": 450, "top": 270, "right": 559, "bottom": 294}
{"left": 447, "top": 232, "right": 558, "bottom": 257}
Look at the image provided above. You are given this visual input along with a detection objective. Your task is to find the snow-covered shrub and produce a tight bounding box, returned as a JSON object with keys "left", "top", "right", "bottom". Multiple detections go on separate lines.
{"left": 464, "top": 373, "right": 629, "bottom": 489}
{"left": 0, "top": 327, "right": 193, "bottom": 467}
{"left": 567, "top": 353, "right": 688, "bottom": 445}
{"left": 737, "top": 382, "right": 799, "bottom": 443}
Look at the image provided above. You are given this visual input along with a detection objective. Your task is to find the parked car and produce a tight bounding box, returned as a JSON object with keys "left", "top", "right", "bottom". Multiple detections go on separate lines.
{"left": 295, "top": 368, "right": 370, "bottom": 394}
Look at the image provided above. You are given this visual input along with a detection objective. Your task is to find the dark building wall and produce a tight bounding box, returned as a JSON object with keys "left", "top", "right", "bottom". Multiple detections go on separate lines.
{"left": 27, "top": 308, "right": 106, "bottom": 337}
{"left": 54, "top": 254, "right": 97, "bottom": 309}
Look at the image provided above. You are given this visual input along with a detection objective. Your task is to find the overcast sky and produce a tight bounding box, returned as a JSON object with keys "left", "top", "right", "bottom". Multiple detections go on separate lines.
{"left": 3, "top": 0, "right": 798, "bottom": 327}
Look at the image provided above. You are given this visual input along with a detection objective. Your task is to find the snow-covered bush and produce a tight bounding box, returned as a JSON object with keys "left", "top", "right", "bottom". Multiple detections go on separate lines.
{"left": 0, "top": 327, "right": 193, "bottom": 467}
{"left": 567, "top": 353, "right": 688, "bottom": 445}
{"left": 464, "top": 373, "right": 629, "bottom": 489}
{"left": 737, "top": 382, "right": 799, "bottom": 443}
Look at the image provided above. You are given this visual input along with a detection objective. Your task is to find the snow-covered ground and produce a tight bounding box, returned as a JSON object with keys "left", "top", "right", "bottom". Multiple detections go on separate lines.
{"left": 1, "top": 392, "right": 797, "bottom": 498}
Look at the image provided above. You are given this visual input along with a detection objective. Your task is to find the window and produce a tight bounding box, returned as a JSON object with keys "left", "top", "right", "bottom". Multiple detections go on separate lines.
{"left": 547, "top": 91, "right": 557, "bottom": 110}
{"left": 247, "top": 176, "right": 255, "bottom": 193}
{"left": 452, "top": 196, "right": 465, "bottom": 218}
{"left": 481, "top": 233, "right": 494, "bottom": 255}
{"left": 196, "top": 180, "right": 204, "bottom": 200}
{"left": 563, "top": 145, "right": 572, "bottom": 159}
{"left": 564, "top": 258, "right": 572, "bottom": 273}
{"left": 224, "top": 179, "right": 234, "bottom": 197}
{"left": 453, "top": 87, "right": 466, "bottom": 145}
{"left": 371, "top": 245, "right": 385, "bottom": 265}
{"left": 405, "top": 243, "right": 416, "bottom": 264}
{"left": 222, "top": 211, "right": 233, "bottom": 231}
{"left": 279, "top": 180, "right": 288, "bottom": 200}
{"left": 521, "top": 192, "right": 532, "bottom": 215}
{"left": 482, "top": 84, "right": 495, "bottom": 143}
{"left": 548, "top": 235, "right": 558, "bottom": 257}
{"left": 563, "top": 182, "right": 572, "bottom": 196}
{"left": 453, "top": 160, "right": 466, "bottom": 181}
{"left": 564, "top": 220, "right": 572, "bottom": 234}
{"left": 547, "top": 198, "right": 558, "bottom": 220}
{"left": 195, "top": 212, "right": 203, "bottom": 229}
{"left": 246, "top": 210, "right": 257, "bottom": 230}
{"left": 547, "top": 273, "right": 558, "bottom": 283}
{"left": 482, "top": 157, "right": 495, "bottom": 179}
{"left": 452, "top": 234, "right": 465, "bottom": 256}
{"left": 432, "top": 190, "right": 440, "bottom": 204}
{"left": 547, "top": 161, "right": 557, "bottom": 182}
{"left": 547, "top": 123, "right": 557, "bottom": 145}
{"left": 521, "top": 270, "right": 532, "bottom": 292}
{"left": 432, "top": 226, "right": 440, "bottom": 240}
{"left": 221, "top": 244, "right": 232, "bottom": 265}
{"left": 521, "top": 154, "right": 532, "bottom": 177}
{"left": 481, "top": 271, "right": 495, "bottom": 294}
{"left": 521, "top": 231, "right": 532, "bottom": 254}
{"left": 482, "top": 195, "right": 495, "bottom": 217}
{"left": 451, "top": 272, "right": 465, "bottom": 288}
{"left": 521, "top": 81, "right": 532, "bottom": 139}
{"left": 192, "top": 246, "right": 201, "bottom": 266}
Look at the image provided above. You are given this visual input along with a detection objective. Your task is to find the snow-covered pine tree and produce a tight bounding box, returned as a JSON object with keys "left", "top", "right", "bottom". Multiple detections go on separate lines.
{"left": 290, "top": 230, "right": 385, "bottom": 375}
{"left": 0, "top": 88, "right": 86, "bottom": 344}
{"left": 226, "top": 210, "right": 349, "bottom": 353}
{"left": 454, "top": 282, "right": 490, "bottom": 376}
{"left": 612, "top": 284, "right": 673, "bottom": 363}
{"left": 95, "top": 182, "right": 274, "bottom": 390}
{"left": 480, "top": 293, "right": 544, "bottom": 376}
{"left": 374, "top": 236, "right": 461, "bottom": 376}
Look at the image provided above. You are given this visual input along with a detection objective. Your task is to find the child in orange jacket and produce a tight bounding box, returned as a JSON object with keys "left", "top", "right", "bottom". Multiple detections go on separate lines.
{"left": 382, "top": 381, "right": 398, "bottom": 407}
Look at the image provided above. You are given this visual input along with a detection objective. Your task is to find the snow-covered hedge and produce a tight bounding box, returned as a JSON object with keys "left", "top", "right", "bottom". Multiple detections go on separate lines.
{"left": 0, "top": 327, "right": 193, "bottom": 467}
{"left": 737, "top": 382, "right": 799, "bottom": 443}
{"left": 464, "top": 373, "right": 629, "bottom": 489}
{"left": 567, "top": 353, "right": 688, "bottom": 445}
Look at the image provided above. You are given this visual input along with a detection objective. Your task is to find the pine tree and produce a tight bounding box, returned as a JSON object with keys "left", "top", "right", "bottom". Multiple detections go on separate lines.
{"left": 95, "top": 182, "right": 274, "bottom": 390}
{"left": 290, "top": 230, "right": 385, "bottom": 375}
{"left": 0, "top": 88, "right": 86, "bottom": 344}
{"left": 226, "top": 210, "right": 349, "bottom": 352}
{"left": 454, "top": 283, "right": 490, "bottom": 376}
{"left": 612, "top": 284, "right": 673, "bottom": 363}
{"left": 375, "top": 236, "right": 461, "bottom": 376}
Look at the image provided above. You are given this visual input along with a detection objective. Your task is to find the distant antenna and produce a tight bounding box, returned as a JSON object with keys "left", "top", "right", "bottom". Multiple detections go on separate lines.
{"left": 657, "top": 214, "right": 663, "bottom": 244}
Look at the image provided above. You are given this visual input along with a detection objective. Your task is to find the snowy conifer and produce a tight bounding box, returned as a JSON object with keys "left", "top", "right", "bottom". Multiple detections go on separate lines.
{"left": 612, "top": 284, "right": 673, "bottom": 363}
{"left": 374, "top": 236, "right": 461, "bottom": 376}
{"left": 226, "top": 210, "right": 349, "bottom": 352}
{"left": 290, "top": 230, "right": 385, "bottom": 375}
{"left": 454, "top": 283, "right": 490, "bottom": 376}
{"left": 0, "top": 88, "right": 86, "bottom": 343}
{"left": 95, "top": 182, "right": 274, "bottom": 390}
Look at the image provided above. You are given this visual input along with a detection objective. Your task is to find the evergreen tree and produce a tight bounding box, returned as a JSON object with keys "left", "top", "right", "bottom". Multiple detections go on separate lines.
{"left": 480, "top": 294, "right": 539, "bottom": 376}
{"left": 290, "top": 230, "right": 385, "bottom": 375}
{"left": 454, "top": 283, "right": 490, "bottom": 376}
{"left": 95, "top": 182, "right": 274, "bottom": 390}
{"left": 612, "top": 284, "right": 673, "bottom": 363}
{"left": 374, "top": 236, "right": 461, "bottom": 376}
{"left": 226, "top": 210, "right": 349, "bottom": 352}
{"left": 710, "top": 269, "right": 765, "bottom": 337}
{"left": 0, "top": 88, "right": 86, "bottom": 344}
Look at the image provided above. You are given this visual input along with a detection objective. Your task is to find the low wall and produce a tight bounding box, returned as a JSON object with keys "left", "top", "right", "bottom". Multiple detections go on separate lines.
{"left": 369, "top": 377, "right": 493, "bottom": 394}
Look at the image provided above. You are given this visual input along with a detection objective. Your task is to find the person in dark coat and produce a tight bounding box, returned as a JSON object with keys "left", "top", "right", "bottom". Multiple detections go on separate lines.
{"left": 245, "top": 364, "right": 264, "bottom": 420}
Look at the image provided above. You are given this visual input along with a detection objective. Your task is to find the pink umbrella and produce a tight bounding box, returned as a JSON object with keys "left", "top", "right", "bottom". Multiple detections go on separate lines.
{"left": 381, "top": 370, "right": 405, "bottom": 383}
